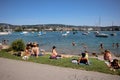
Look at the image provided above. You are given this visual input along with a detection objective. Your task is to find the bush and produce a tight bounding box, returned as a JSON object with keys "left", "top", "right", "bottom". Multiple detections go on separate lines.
{"left": 11, "top": 39, "right": 25, "bottom": 51}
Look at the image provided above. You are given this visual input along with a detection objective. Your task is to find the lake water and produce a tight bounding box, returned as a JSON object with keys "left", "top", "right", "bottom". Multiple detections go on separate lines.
{"left": 0, "top": 31, "right": 120, "bottom": 55}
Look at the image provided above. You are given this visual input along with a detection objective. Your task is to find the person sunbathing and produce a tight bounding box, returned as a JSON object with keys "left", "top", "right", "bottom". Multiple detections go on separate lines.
{"left": 50, "top": 46, "right": 61, "bottom": 59}
{"left": 107, "top": 59, "right": 120, "bottom": 71}
{"left": 78, "top": 51, "right": 89, "bottom": 65}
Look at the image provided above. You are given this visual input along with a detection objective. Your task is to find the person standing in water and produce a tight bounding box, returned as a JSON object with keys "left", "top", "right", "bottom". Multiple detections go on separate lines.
{"left": 116, "top": 43, "right": 119, "bottom": 48}
{"left": 100, "top": 42, "right": 104, "bottom": 49}
{"left": 72, "top": 41, "right": 76, "bottom": 46}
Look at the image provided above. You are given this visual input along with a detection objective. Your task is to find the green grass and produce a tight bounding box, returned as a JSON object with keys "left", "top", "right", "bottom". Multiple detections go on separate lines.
{"left": 0, "top": 50, "right": 120, "bottom": 75}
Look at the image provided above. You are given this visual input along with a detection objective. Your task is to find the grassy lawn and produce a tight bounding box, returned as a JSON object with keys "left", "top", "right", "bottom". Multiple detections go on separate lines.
{"left": 0, "top": 50, "right": 120, "bottom": 75}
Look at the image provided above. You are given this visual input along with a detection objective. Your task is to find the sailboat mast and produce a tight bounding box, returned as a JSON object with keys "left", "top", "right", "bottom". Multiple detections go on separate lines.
{"left": 99, "top": 16, "right": 101, "bottom": 27}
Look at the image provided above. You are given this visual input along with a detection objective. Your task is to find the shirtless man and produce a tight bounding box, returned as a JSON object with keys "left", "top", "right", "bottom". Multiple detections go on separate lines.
{"left": 32, "top": 43, "right": 40, "bottom": 58}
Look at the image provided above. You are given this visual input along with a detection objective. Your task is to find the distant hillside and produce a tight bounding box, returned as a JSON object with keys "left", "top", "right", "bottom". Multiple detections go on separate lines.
{"left": 0, "top": 23, "right": 120, "bottom": 31}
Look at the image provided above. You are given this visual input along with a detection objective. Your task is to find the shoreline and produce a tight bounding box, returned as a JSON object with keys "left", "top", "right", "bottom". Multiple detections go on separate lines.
{"left": 1, "top": 44, "right": 120, "bottom": 60}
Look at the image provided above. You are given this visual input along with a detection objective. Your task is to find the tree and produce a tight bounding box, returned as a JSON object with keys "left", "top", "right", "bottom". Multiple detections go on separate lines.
{"left": 11, "top": 39, "right": 25, "bottom": 51}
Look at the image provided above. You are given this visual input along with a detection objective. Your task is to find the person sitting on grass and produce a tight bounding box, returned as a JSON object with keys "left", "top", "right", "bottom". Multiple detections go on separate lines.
{"left": 22, "top": 44, "right": 31, "bottom": 60}
{"left": 49, "top": 46, "right": 61, "bottom": 59}
{"left": 106, "top": 59, "right": 120, "bottom": 71}
{"left": 39, "top": 48, "right": 46, "bottom": 56}
{"left": 31, "top": 43, "right": 40, "bottom": 58}
{"left": 77, "top": 51, "right": 89, "bottom": 65}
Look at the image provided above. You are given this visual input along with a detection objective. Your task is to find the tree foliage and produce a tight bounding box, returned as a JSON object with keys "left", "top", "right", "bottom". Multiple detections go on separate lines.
{"left": 11, "top": 39, "right": 25, "bottom": 51}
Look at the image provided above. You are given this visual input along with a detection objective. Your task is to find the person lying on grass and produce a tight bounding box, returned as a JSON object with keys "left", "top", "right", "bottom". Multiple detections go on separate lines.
{"left": 106, "top": 59, "right": 120, "bottom": 71}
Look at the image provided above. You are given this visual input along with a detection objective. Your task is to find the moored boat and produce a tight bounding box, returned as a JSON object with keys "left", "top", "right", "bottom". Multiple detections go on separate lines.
{"left": 20, "top": 31, "right": 28, "bottom": 34}
{"left": 95, "top": 33, "right": 108, "bottom": 37}
{"left": 110, "top": 33, "right": 116, "bottom": 36}
{"left": 0, "top": 32, "right": 11, "bottom": 35}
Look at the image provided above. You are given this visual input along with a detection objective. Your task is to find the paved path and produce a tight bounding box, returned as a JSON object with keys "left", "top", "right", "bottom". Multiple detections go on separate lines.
{"left": 0, "top": 58, "right": 120, "bottom": 80}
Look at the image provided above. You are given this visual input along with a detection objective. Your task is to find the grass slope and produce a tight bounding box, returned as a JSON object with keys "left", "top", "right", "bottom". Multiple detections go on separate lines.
{"left": 0, "top": 50, "right": 120, "bottom": 75}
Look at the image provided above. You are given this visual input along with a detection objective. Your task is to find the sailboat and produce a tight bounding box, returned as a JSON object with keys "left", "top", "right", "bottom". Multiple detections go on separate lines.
{"left": 110, "top": 22, "right": 116, "bottom": 36}
{"left": 95, "top": 17, "right": 108, "bottom": 38}
{"left": 110, "top": 32, "right": 116, "bottom": 36}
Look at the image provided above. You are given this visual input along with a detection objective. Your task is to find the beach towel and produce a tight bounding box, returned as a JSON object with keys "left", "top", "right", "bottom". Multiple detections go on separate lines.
{"left": 71, "top": 59, "right": 78, "bottom": 64}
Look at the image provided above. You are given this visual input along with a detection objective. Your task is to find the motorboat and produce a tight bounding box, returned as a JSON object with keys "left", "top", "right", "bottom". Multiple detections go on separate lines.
{"left": 0, "top": 25, "right": 12, "bottom": 35}
{"left": 20, "top": 31, "right": 28, "bottom": 34}
{"left": 38, "top": 31, "right": 42, "bottom": 36}
{"left": 82, "top": 31, "right": 89, "bottom": 35}
{"left": 82, "top": 32, "right": 88, "bottom": 35}
{"left": 66, "top": 31, "right": 70, "bottom": 34}
{"left": 95, "top": 33, "right": 108, "bottom": 37}
{"left": 38, "top": 31, "right": 46, "bottom": 36}
{"left": 62, "top": 33, "right": 68, "bottom": 36}
{"left": 0, "top": 31, "right": 11, "bottom": 35}
{"left": 62, "top": 31, "right": 70, "bottom": 36}
{"left": 110, "top": 32, "right": 116, "bottom": 36}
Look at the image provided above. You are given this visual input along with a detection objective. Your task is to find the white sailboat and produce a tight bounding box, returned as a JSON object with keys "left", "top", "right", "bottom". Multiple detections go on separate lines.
{"left": 110, "top": 32, "right": 116, "bottom": 36}
{"left": 95, "top": 17, "right": 108, "bottom": 38}
{"left": 110, "top": 22, "right": 117, "bottom": 36}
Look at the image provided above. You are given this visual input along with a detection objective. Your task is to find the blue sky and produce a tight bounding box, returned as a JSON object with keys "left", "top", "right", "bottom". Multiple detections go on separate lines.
{"left": 0, "top": 0, "right": 120, "bottom": 26}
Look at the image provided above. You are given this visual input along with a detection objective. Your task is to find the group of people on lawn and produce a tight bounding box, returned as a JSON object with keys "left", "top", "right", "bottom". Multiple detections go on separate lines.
{"left": 22, "top": 42, "right": 45, "bottom": 60}
{"left": 22, "top": 42, "right": 120, "bottom": 71}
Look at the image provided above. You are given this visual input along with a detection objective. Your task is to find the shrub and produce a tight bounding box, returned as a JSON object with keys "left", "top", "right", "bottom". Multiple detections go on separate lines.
{"left": 11, "top": 39, "right": 25, "bottom": 51}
